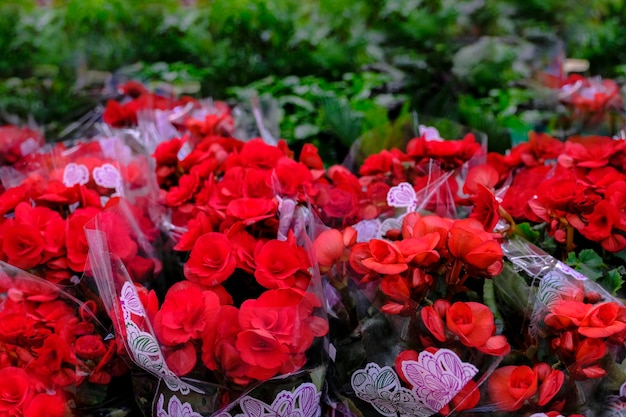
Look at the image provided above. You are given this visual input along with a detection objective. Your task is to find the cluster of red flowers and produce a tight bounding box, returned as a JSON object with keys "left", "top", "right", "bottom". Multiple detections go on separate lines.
{"left": 148, "top": 127, "right": 329, "bottom": 386}
{"left": 0, "top": 267, "right": 127, "bottom": 417}
{"left": 477, "top": 132, "right": 626, "bottom": 252}
{"left": 486, "top": 363, "right": 566, "bottom": 413}
{"left": 317, "top": 213, "right": 503, "bottom": 316}
{"left": 0, "top": 125, "right": 43, "bottom": 169}
{"left": 315, "top": 131, "right": 483, "bottom": 228}
{"left": 0, "top": 139, "right": 159, "bottom": 284}
{"left": 420, "top": 299, "right": 509, "bottom": 356}
{"left": 544, "top": 288, "right": 626, "bottom": 380}
{"left": 557, "top": 74, "right": 623, "bottom": 115}
{"left": 313, "top": 126, "right": 626, "bottom": 416}
{"left": 103, "top": 80, "right": 233, "bottom": 133}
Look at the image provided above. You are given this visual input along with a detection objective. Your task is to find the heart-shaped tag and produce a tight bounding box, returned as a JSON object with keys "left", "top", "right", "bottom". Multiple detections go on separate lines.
{"left": 62, "top": 163, "right": 90, "bottom": 187}
{"left": 93, "top": 163, "right": 122, "bottom": 189}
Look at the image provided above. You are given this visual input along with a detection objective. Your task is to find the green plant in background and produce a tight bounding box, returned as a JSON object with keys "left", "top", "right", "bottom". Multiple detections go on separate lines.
{"left": 1, "top": 0, "right": 626, "bottom": 159}
{"left": 227, "top": 71, "right": 407, "bottom": 164}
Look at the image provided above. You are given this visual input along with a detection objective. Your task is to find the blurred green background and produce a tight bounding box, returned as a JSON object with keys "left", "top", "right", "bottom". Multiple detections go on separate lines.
{"left": 1, "top": 0, "right": 626, "bottom": 163}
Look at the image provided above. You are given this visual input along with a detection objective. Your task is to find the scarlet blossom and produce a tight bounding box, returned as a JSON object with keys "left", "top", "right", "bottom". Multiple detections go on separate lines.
{"left": 544, "top": 300, "right": 592, "bottom": 330}
{"left": 31, "top": 334, "right": 76, "bottom": 387}
{"left": 0, "top": 125, "right": 43, "bottom": 165}
{"left": 135, "top": 284, "right": 159, "bottom": 322}
{"left": 421, "top": 301, "right": 448, "bottom": 342}
{"left": 274, "top": 157, "right": 314, "bottom": 198}
{"left": 447, "top": 219, "right": 503, "bottom": 276}
{"left": 226, "top": 198, "right": 278, "bottom": 225}
{"left": 0, "top": 312, "right": 36, "bottom": 344}
{"left": 446, "top": 301, "right": 509, "bottom": 355}
{"left": 127, "top": 255, "right": 158, "bottom": 283}
{"left": 463, "top": 164, "right": 499, "bottom": 195}
{"left": 66, "top": 207, "right": 101, "bottom": 272}
{"left": 534, "top": 364, "right": 564, "bottom": 407}
{"left": 0, "top": 184, "right": 29, "bottom": 216}
{"left": 226, "top": 223, "right": 258, "bottom": 273}
{"left": 551, "top": 330, "right": 576, "bottom": 355}
{"left": 407, "top": 133, "right": 482, "bottom": 169}
{"left": 0, "top": 220, "right": 45, "bottom": 269}
{"left": 174, "top": 211, "right": 217, "bottom": 252}
{"left": 184, "top": 232, "right": 237, "bottom": 286}
{"left": 23, "top": 393, "right": 67, "bottom": 417}
{"left": 468, "top": 184, "right": 501, "bottom": 232}
{"left": 394, "top": 233, "right": 440, "bottom": 267}
{"left": 226, "top": 138, "right": 286, "bottom": 170}
{"left": 360, "top": 151, "right": 394, "bottom": 176}
{"left": 154, "top": 281, "right": 220, "bottom": 346}
{"left": 201, "top": 305, "right": 270, "bottom": 385}
{"left": 571, "top": 338, "right": 607, "bottom": 380}
{"left": 236, "top": 329, "right": 290, "bottom": 369}
{"left": 96, "top": 210, "right": 138, "bottom": 262}
{"left": 380, "top": 274, "right": 419, "bottom": 316}
{"left": 501, "top": 165, "right": 552, "bottom": 220}
{"left": 314, "top": 229, "right": 347, "bottom": 273}
{"left": 577, "top": 301, "right": 626, "bottom": 339}
{"left": 34, "top": 180, "right": 79, "bottom": 206}
{"left": 558, "top": 135, "right": 624, "bottom": 169}
{"left": 298, "top": 143, "right": 324, "bottom": 170}
{"left": 313, "top": 227, "right": 357, "bottom": 273}
{"left": 504, "top": 132, "right": 565, "bottom": 168}
{"left": 351, "top": 239, "right": 408, "bottom": 276}
{"left": 103, "top": 94, "right": 172, "bottom": 127}
{"left": 315, "top": 184, "right": 360, "bottom": 224}
{"left": 75, "top": 335, "right": 107, "bottom": 360}
{"left": 488, "top": 365, "right": 538, "bottom": 411}
{"left": 580, "top": 201, "right": 626, "bottom": 252}
{"left": 402, "top": 213, "right": 453, "bottom": 255}
{"left": 253, "top": 237, "right": 310, "bottom": 289}
{"left": 164, "top": 341, "right": 197, "bottom": 376}
{"left": 558, "top": 75, "right": 623, "bottom": 114}
{"left": 238, "top": 288, "right": 328, "bottom": 354}
{"left": 165, "top": 174, "right": 199, "bottom": 207}
{"left": 0, "top": 367, "right": 30, "bottom": 412}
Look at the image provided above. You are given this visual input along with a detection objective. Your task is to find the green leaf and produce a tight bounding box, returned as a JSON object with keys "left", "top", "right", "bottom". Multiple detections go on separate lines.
{"left": 578, "top": 249, "right": 605, "bottom": 268}
{"left": 566, "top": 249, "right": 605, "bottom": 280}
{"left": 598, "top": 267, "right": 625, "bottom": 296}
{"left": 515, "top": 222, "right": 540, "bottom": 243}
{"left": 483, "top": 279, "right": 504, "bottom": 334}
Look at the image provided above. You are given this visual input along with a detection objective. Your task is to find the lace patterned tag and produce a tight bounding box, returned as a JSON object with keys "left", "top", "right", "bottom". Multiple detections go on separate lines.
{"left": 351, "top": 349, "right": 477, "bottom": 417}
{"left": 602, "top": 381, "right": 626, "bottom": 417}
{"left": 215, "top": 382, "right": 321, "bottom": 417}
{"left": 119, "top": 282, "right": 200, "bottom": 396}
{"left": 387, "top": 183, "right": 418, "bottom": 212}
{"left": 156, "top": 394, "right": 203, "bottom": 417}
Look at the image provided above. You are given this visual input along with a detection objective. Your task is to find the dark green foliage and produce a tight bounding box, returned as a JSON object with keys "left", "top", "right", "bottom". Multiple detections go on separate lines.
{"left": 1, "top": 0, "right": 625, "bottom": 160}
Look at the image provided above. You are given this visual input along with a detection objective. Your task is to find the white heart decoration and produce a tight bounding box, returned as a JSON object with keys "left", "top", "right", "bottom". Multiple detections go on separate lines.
{"left": 62, "top": 163, "right": 90, "bottom": 187}
{"left": 93, "top": 163, "right": 122, "bottom": 189}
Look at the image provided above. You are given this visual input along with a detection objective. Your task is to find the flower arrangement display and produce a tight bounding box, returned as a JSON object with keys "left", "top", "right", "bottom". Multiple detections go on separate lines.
{"left": 0, "top": 135, "right": 160, "bottom": 285}
{"left": 0, "top": 127, "right": 164, "bottom": 415}
{"left": 0, "top": 125, "right": 43, "bottom": 169}
{"left": 313, "top": 126, "right": 626, "bottom": 416}
{"left": 313, "top": 125, "right": 485, "bottom": 231}
{"left": 86, "top": 89, "right": 331, "bottom": 416}
{"left": 2, "top": 77, "right": 626, "bottom": 417}
{"left": 0, "top": 258, "right": 133, "bottom": 416}
{"left": 480, "top": 131, "right": 626, "bottom": 291}
{"left": 538, "top": 73, "right": 626, "bottom": 137}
